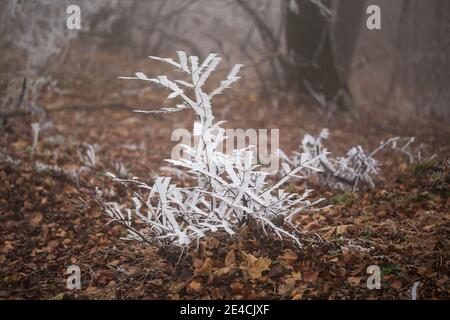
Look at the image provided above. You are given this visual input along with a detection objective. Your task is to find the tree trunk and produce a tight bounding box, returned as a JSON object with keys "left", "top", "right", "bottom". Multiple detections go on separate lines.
{"left": 286, "top": 0, "right": 350, "bottom": 110}
{"left": 400, "top": 0, "right": 450, "bottom": 118}
{"left": 333, "top": 0, "right": 366, "bottom": 76}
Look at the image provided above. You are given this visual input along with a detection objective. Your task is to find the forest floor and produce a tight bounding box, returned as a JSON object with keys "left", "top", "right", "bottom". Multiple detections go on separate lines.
{"left": 0, "top": 88, "right": 449, "bottom": 300}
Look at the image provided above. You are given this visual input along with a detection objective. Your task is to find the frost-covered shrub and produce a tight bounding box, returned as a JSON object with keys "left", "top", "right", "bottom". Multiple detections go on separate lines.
{"left": 96, "top": 51, "right": 324, "bottom": 248}
{"left": 279, "top": 129, "right": 417, "bottom": 191}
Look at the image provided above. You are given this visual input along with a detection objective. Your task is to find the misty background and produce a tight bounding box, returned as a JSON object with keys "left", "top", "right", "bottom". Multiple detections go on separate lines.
{"left": 0, "top": 0, "right": 449, "bottom": 121}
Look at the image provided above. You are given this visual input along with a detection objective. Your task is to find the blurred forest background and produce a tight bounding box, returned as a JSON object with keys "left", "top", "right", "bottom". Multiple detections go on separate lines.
{"left": 1, "top": 0, "right": 450, "bottom": 121}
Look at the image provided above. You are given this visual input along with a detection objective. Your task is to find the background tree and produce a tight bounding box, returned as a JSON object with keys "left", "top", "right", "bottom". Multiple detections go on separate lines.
{"left": 333, "top": 0, "right": 366, "bottom": 77}
{"left": 286, "top": 0, "right": 350, "bottom": 110}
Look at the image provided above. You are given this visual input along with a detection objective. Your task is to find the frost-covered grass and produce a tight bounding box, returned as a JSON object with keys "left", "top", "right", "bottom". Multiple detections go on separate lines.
{"left": 278, "top": 129, "right": 419, "bottom": 191}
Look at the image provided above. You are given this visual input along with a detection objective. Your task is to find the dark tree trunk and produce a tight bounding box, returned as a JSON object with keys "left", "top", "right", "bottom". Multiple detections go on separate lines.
{"left": 286, "top": 0, "right": 350, "bottom": 110}
{"left": 334, "top": 0, "right": 366, "bottom": 76}
{"left": 399, "top": 0, "right": 450, "bottom": 118}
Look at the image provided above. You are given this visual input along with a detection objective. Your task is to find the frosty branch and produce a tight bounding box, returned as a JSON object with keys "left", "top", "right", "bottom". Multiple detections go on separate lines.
{"left": 97, "top": 51, "right": 324, "bottom": 248}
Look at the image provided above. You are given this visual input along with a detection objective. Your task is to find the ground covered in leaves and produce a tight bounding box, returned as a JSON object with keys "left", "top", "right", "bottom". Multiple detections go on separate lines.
{"left": 0, "top": 88, "right": 449, "bottom": 299}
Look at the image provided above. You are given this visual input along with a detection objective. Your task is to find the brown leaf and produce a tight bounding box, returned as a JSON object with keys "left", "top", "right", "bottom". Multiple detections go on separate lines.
{"left": 147, "top": 279, "right": 163, "bottom": 287}
{"left": 277, "top": 250, "right": 298, "bottom": 265}
{"left": 303, "top": 270, "right": 319, "bottom": 283}
{"left": 230, "top": 281, "right": 244, "bottom": 293}
{"left": 278, "top": 272, "right": 302, "bottom": 296}
{"left": 347, "top": 276, "right": 362, "bottom": 287}
{"left": 29, "top": 213, "right": 43, "bottom": 228}
{"left": 193, "top": 258, "right": 203, "bottom": 269}
{"left": 240, "top": 251, "right": 271, "bottom": 280}
{"left": 109, "top": 259, "right": 120, "bottom": 267}
{"left": 187, "top": 280, "right": 202, "bottom": 292}
{"left": 194, "top": 257, "right": 213, "bottom": 275}
{"left": 323, "top": 226, "right": 336, "bottom": 240}
{"left": 47, "top": 240, "right": 60, "bottom": 251}
{"left": 225, "top": 250, "right": 236, "bottom": 267}
{"left": 52, "top": 293, "right": 65, "bottom": 300}
{"left": 390, "top": 280, "right": 403, "bottom": 290}
{"left": 336, "top": 225, "right": 351, "bottom": 235}
{"left": 292, "top": 292, "right": 304, "bottom": 300}
{"left": 169, "top": 282, "right": 186, "bottom": 293}
{"left": 208, "top": 267, "right": 231, "bottom": 283}
{"left": 304, "top": 221, "right": 320, "bottom": 231}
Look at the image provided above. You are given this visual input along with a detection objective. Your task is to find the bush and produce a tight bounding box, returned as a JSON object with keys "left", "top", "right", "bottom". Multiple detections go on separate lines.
{"left": 96, "top": 51, "right": 323, "bottom": 248}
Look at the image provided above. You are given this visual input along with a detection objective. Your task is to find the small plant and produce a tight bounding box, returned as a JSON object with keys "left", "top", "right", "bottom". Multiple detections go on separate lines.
{"left": 96, "top": 51, "right": 324, "bottom": 248}
{"left": 413, "top": 159, "right": 438, "bottom": 177}
{"left": 279, "top": 129, "right": 418, "bottom": 191}
{"left": 113, "top": 161, "right": 129, "bottom": 179}
{"left": 78, "top": 144, "right": 97, "bottom": 169}
{"left": 30, "top": 121, "right": 53, "bottom": 156}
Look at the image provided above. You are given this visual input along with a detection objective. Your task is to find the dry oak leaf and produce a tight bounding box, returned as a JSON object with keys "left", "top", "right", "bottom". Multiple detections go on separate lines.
{"left": 225, "top": 250, "right": 236, "bottom": 267}
{"left": 336, "top": 225, "right": 352, "bottom": 235}
{"left": 194, "top": 257, "right": 213, "bottom": 275}
{"left": 51, "top": 293, "right": 65, "bottom": 300}
{"left": 85, "top": 286, "right": 97, "bottom": 295}
{"left": 304, "top": 221, "right": 320, "bottom": 231}
{"left": 230, "top": 281, "right": 244, "bottom": 293}
{"left": 47, "top": 239, "right": 60, "bottom": 251}
{"left": 322, "top": 226, "right": 336, "bottom": 240}
{"left": 278, "top": 272, "right": 302, "bottom": 296}
{"left": 292, "top": 292, "right": 304, "bottom": 300}
{"left": 347, "top": 276, "right": 362, "bottom": 287}
{"left": 390, "top": 280, "right": 403, "bottom": 290}
{"left": 169, "top": 282, "right": 186, "bottom": 293}
{"left": 29, "top": 213, "right": 43, "bottom": 228}
{"left": 277, "top": 250, "right": 298, "bottom": 265}
{"left": 240, "top": 251, "right": 272, "bottom": 280}
{"left": 208, "top": 267, "right": 232, "bottom": 284}
{"left": 303, "top": 270, "right": 319, "bottom": 283}
{"left": 292, "top": 284, "right": 307, "bottom": 300}
{"left": 187, "top": 280, "right": 202, "bottom": 292}
{"left": 193, "top": 258, "right": 203, "bottom": 269}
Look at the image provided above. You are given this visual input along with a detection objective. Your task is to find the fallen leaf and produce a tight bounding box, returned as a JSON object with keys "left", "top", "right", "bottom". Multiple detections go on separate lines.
{"left": 277, "top": 250, "right": 298, "bottom": 265}
{"left": 29, "top": 213, "right": 43, "bottom": 228}
{"left": 194, "top": 257, "right": 213, "bottom": 275}
{"left": 47, "top": 240, "right": 60, "bottom": 251}
{"left": 292, "top": 293, "right": 304, "bottom": 300}
{"left": 304, "top": 221, "right": 320, "bottom": 231}
{"left": 323, "top": 226, "right": 336, "bottom": 240}
{"left": 85, "top": 286, "right": 97, "bottom": 295}
{"left": 193, "top": 258, "right": 203, "bottom": 269}
{"left": 278, "top": 272, "right": 302, "bottom": 296}
{"left": 169, "top": 282, "right": 186, "bottom": 293}
{"left": 187, "top": 280, "right": 202, "bottom": 292}
{"left": 225, "top": 250, "right": 236, "bottom": 267}
{"left": 303, "top": 270, "right": 319, "bottom": 283}
{"left": 347, "top": 276, "right": 362, "bottom": 287}
{"left": 390, "top": 280, "right": 403, "bottom": 290}
{"left": 109, "top": 259, "right": 120, "bottom": 267}
{"left": 208, "top": 267, "right": 231, "bottom": 283}
{"left": 240, "top": 251, "right": 271, "bottom": 280}
{"left": 336, "top": 225, "right": 350, "bottom": 235}
{"left": 52, "top": 293, "right": 65, "bottom": 300}
{"left": 230, "top": 281, "right": 244, "bottom": 293}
